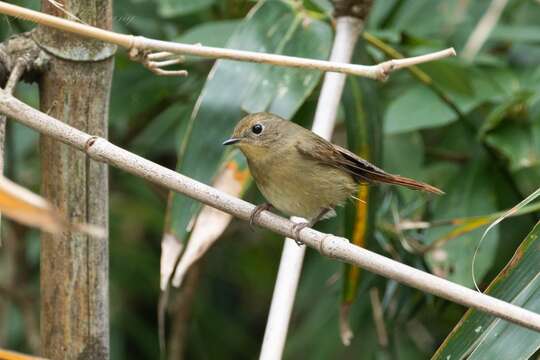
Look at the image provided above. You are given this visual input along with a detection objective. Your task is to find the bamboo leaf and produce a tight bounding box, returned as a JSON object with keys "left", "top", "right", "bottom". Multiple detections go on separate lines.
{"left": 0, "top": 176, "right": 62, "bottom": 233}
{"left": 0, "top": 177, "right": 104, "bottom": 237}
{"left": 424, "top": 157, "right": 499, "bottom": 287}
{"left": 432, "top": 220, "right": 540, "bottom": 360}
{"left": 170, "top": 152, "right": 251, "bottom": 288}
{"left": 158, "top": 0, "right": 215, "bottom": 17}
{"left": 174, "top": 20, "right": 240, "bottom": 54}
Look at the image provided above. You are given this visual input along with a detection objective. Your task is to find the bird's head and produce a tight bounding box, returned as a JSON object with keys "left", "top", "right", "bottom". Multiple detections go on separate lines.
{"left": 223, "top": 112, "right": 290, "bottom": 159}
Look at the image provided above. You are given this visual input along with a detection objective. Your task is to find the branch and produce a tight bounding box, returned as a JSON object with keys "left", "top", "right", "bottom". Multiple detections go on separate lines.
{"left": 0, "top": 2, "right": 456, "bottom": 81}
{"left": 0, "top": 56, "right": 25, "bottom": 246}
{"left": 1, "top": 59, "right": 26, "bottom": 168}
{"left": 462, "top": 0, "right": 509, "bottom": 61}
{"left": 1, "top": 91, "right": 540, "bottom": 333}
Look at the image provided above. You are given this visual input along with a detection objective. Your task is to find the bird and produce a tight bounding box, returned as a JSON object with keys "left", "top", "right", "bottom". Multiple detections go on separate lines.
{"left": 223, "top": 112, "right": 443, "bottom": 244}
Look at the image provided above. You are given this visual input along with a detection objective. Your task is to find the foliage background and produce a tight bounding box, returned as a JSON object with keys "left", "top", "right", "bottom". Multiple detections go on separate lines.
{"left": 1, "top": 0, "right": 539, "bottom": 359}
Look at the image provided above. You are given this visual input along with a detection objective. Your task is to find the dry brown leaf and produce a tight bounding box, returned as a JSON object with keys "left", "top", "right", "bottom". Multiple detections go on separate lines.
{"left": 168, "top": 161, "right": 248, "bottom": 288}
{"left": 0, "top": 348, "right": 47, "bottom": 360}
{"left": 0, "top": 177, "right": 105, "bottom": 238}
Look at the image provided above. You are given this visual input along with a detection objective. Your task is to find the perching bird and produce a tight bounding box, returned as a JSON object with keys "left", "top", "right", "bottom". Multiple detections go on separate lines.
{"left": 223, "top": 112, "right": 443, "bottom": 243}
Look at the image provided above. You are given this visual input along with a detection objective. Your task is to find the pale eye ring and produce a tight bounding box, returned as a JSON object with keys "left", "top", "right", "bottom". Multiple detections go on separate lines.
{"left": 251, "top": 123, "right": 264, "bottom": 135}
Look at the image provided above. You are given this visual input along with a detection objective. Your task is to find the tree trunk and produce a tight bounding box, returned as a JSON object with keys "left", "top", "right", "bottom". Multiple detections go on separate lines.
{"left": 38, "top": 0, "right": 114, "bottom": 358}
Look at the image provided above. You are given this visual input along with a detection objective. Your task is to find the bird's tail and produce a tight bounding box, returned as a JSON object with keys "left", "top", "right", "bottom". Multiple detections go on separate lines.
{"left": 369, "top": 173, "right": 444, "bottom": 195}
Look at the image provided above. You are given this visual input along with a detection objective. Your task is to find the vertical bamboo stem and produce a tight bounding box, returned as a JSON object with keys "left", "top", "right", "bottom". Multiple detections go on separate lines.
{"left": 259, "top": 15, "right": 364, "bottom": 360}
{"left": 38, "top": 0, "right": 113, "bottom": 358}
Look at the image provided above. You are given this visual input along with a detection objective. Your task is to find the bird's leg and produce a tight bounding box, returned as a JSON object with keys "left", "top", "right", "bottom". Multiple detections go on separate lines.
{"left": 249, "top": 203, "right": 274, "bottom": 230}
{"left": 292, "top": 208, "right": 332, "bottom": 246}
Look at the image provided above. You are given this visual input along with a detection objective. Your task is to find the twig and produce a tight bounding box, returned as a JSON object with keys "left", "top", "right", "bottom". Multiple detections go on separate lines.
{"left": 2, "top": 92, "right": 540, "bottom": 333}
{"left": 0, "top": 59, "right": 26, "bottom": 170}
{"left": 462, "top": 0, "right": 509, "bottom": 61}
{"left": 362, "top": 32, "right": 463, "bottom": 117}
{"left": 0, "top": 2, "right": 455, "bottom": 81}
{"left": 0, "top": 58, "right": 25, "bottom": 246}
{"left": 369, "top": 288, "right": 388, "bottom": 347}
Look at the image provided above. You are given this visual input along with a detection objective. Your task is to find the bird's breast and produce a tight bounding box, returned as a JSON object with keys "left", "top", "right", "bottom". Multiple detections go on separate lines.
{"left": 246, "top": 147, "right": 356, "bottom": 220}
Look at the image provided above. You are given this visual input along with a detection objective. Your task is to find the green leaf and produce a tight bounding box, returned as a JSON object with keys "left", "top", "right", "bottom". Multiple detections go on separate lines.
{"left": 384, "top": 85, "right": 456, "bottom": 134}
{"left": 302, "top": 0, "right": 332, "bottom": 17}
{"left": 164, "top": 0, "right": 332, "bottom": 247}
{"left": 485, "top": 123, "right": 540, "bottom": 172}
{"left": 420, "top": 61, "right": 473, "bottom": 96}
{"left": 432, "top": 220, "right": 540, "bottom": 360}
{"left": 479, "top": 90, "right": 533, "bottom": 136}
{"left": 158, "top": 0, "right": 215, "bottom": 17}
{"left": 175, "top": 20, "right": 240, "bottom": 50}
{"left": 491, "top": 25, "right": 540, "bottom": 43}
{"left": 130, "top": 103, "right": 190, "bottom": 157}
{"left": 384, "top": 66, "right": 511, "bottom": 134}
{"left": 383, "top": 132, "right": 423, "bottom": 178}
{"left": 424, "top": 156, "right": 499, "bottom": 287}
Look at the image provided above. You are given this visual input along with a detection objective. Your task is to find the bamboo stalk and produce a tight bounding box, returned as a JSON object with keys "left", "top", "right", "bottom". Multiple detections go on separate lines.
{"left": 260, "top": 16, "right": 363, "bottom": 360}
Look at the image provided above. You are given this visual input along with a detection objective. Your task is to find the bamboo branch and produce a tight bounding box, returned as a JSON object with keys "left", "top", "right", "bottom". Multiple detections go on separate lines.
{"left": 462, "top": 0, "right": 509, "bottom": 61}
{"left": 260, "top": 16, "right": 363, "bottom": 357}
{"left": 0, "top": 60, "right": 25, "bottom": 170}
{"left": 1, "top": 91, "right": 540, "bottom": 333}
{"left": 0, "top": 57, "right": 25, "bottom": 247}
{"left": 0, "top": 2, "right": 456, "bottom": 81}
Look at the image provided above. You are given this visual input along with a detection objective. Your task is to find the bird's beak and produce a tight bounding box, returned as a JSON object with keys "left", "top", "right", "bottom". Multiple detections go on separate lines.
{"left": 223, "top": 138, "right": 240, "bottom": 146}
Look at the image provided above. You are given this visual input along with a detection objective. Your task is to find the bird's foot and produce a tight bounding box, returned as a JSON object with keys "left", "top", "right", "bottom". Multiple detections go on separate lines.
{"left": 249, "top": 203, "right": 273, "bottom": 231}
{"left": 290, "top": 208, "right": 332, "bottom": 246}
{"left": 291, "top": 222, "right": 311, "bottom": 246}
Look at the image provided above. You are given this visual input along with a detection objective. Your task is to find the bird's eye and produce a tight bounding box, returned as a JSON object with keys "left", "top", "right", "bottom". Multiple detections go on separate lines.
{"left": 251, "top": 123, "right": 263, "bottom": 135}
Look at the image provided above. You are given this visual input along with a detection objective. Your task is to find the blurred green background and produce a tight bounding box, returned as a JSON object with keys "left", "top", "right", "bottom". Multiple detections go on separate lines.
{"left": 1, "top": 0, "right": 540, "bottom": 359}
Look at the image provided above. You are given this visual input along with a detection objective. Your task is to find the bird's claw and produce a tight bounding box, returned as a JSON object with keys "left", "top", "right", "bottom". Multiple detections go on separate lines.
{"left": 249, "top": 203, "right": 273, "bottom": 231}
{"left": 292, "top": 222, "right": 310, "bottom": 246}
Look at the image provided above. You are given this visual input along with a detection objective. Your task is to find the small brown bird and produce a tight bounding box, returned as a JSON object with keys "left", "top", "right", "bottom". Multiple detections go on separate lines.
{"left": 223, "top": 112, "right": 443, "bottom": 243}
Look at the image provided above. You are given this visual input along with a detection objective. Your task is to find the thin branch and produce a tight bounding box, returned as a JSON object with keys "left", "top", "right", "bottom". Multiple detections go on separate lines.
{"left": 462, "top": 0, "right": 509, "bottom": 61}
{"left": 0, "top": 58, "right": 25, "bottom": 246}
{"left": 369, "top": 288, "right": 388, "bottom": 348}
{"left": 0, "top": 59, "right": 25, "bottom": 170}
{"left": 1, "top": 91, "right": 540, "bottom": 333}
{"left": 0, "top": 2, "right": 455, "bottom": 81}
{"left": 362, "top": 32, "right": 464, "bottom": 118}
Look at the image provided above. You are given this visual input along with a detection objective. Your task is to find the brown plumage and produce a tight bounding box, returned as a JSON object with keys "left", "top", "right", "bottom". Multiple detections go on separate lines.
{"left": 223, "top": 112, "right": 443, "bottom": 237}
{"left": 295, "top": 137, "right": 444, "bottom": 195}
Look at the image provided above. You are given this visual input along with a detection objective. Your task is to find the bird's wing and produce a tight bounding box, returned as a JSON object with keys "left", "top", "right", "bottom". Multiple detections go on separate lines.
{"left": 294, "top": 136, "right": 381, "bottom": 184}
{"left": 295, "top": 137, "right": 444, "bottom": 194}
